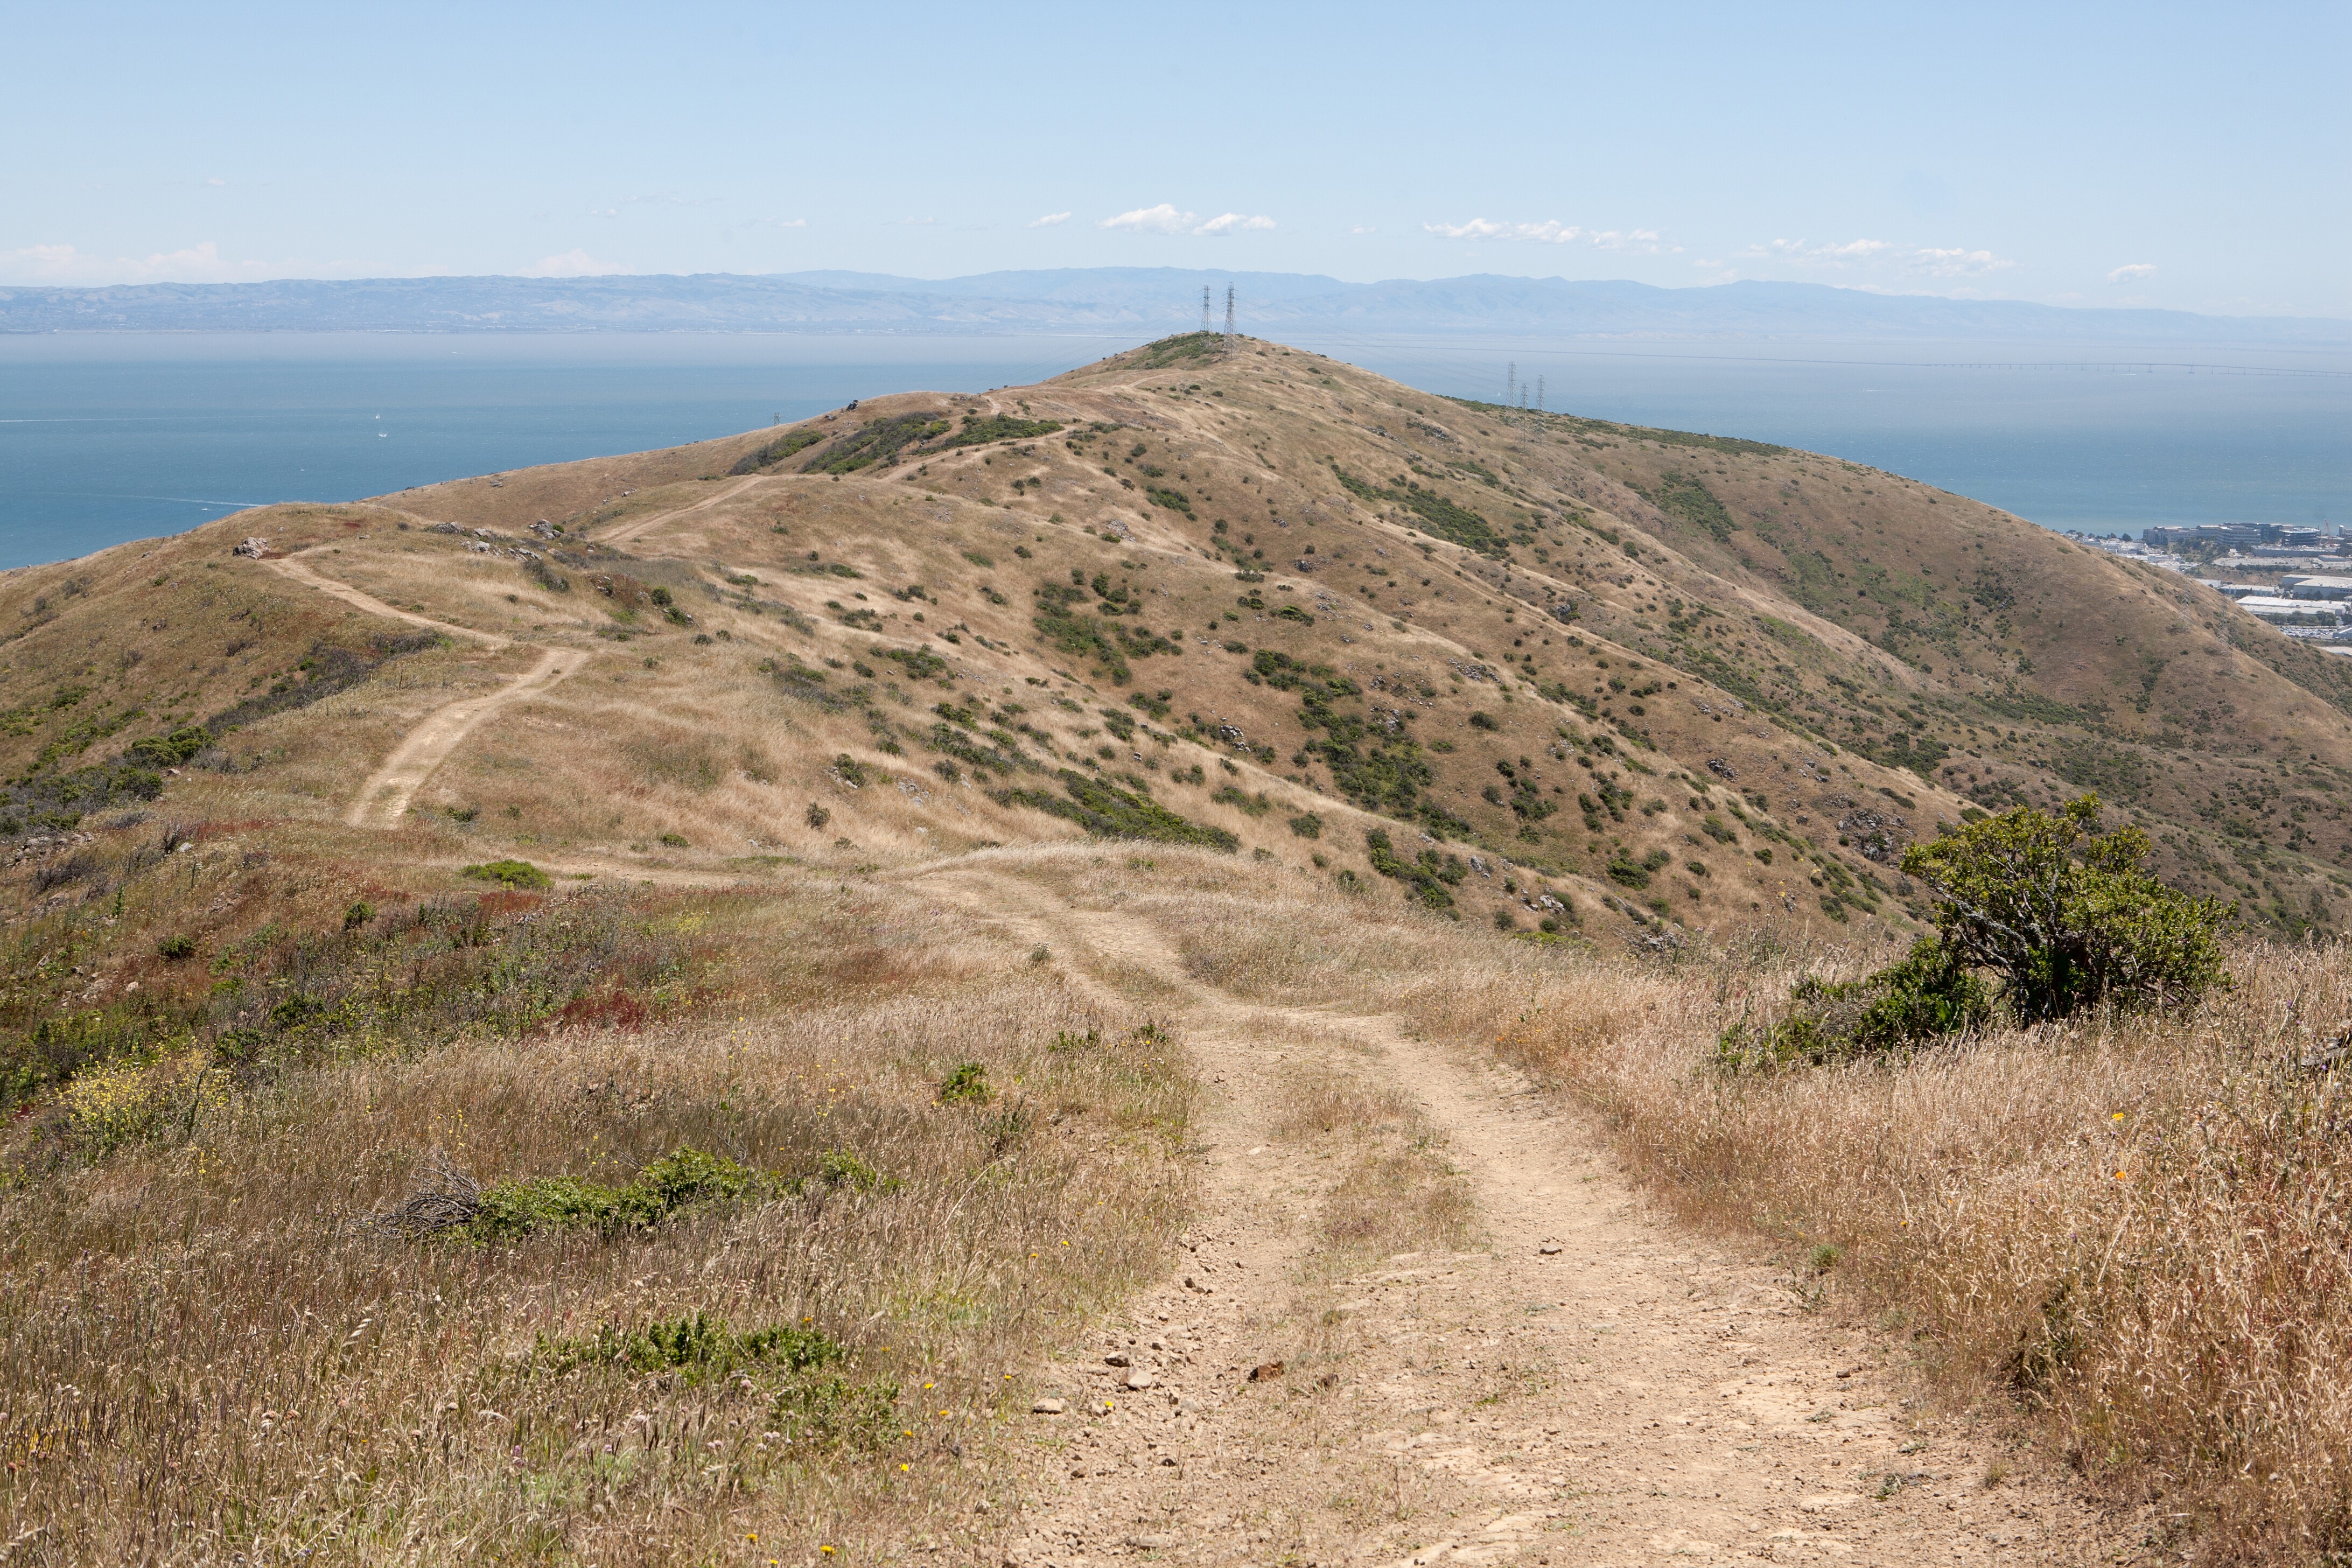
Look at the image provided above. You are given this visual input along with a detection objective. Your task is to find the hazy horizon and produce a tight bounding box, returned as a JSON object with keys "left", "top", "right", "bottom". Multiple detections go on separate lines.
{"left": 7, "top": 4, "right": 2343, "bottom": 317}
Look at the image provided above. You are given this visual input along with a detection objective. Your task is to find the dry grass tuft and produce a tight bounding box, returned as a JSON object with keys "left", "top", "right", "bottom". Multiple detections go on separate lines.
{"left": 0, "top": 883, "right": 1194, "bottom": 1563}
{"left": 1106, "top": 852, "right": 2352, "bottom": 1561}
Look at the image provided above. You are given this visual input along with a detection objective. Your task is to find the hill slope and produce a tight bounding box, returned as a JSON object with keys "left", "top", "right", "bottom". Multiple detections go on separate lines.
{"left": 4, "top": 334, "right": 2349, "bottom": 943}
{"left": 5, "top": 337, "right": 2348, "bottom": 1562}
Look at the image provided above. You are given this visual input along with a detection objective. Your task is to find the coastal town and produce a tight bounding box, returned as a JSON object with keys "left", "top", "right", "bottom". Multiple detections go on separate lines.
{"left": 2084, "top": 521, "right": 2352, "bottom": 648}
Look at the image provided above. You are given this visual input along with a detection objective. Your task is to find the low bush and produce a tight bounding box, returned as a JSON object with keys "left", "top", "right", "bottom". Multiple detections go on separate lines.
{"left": 467, "top": 1147, "right": 761, "bottom": 1240}
{"left": 936, "top": 1062, "right": 991, "bottom": 1105}
{"left": 461, "top": 859, "right": 550, "bottom": 890}
{"left": 1718, "top": 937, "right": 1992, "bottom": 1068}
{"left": 1901, "top": 793, "right": 2232, "bottom": 1022}
{"left": 535, "top": 1312, "right": 844, "bottom": 1383}
{"left": 1727, "top": 796, "right": 2232, "bottom": 1069}
{"left": 994, "top": 771, "right": 1239, "bottom": 851}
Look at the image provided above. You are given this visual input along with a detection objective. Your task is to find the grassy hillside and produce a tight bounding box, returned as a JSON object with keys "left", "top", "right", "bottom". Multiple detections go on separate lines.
{"left": 17, "top": 333, "right": 2341, "bottom": 948}
{"left": 5, "top": 337, "right": 2350, "bottom": 1560}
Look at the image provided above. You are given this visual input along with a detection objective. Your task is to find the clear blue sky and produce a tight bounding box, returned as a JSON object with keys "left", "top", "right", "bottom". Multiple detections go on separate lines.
{"left": 5, "top": 1, "right": 2344, "bottom": 317}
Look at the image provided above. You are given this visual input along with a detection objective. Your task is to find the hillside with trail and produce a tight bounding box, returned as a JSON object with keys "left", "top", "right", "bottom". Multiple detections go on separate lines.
{"left": 0, "top": 335, "right": 2340, "bottom": 1563}
{"left": 911, "top": 857, "right": 2108, "bottom": 1566}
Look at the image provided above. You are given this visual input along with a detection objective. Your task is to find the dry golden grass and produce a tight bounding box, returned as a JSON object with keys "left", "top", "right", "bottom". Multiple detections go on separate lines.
{"left": 0, "top": 877, "right": 1194, "bottom": 1563}
{"left": 1097, "top": 849, "right": 2352, "bottom": 1562}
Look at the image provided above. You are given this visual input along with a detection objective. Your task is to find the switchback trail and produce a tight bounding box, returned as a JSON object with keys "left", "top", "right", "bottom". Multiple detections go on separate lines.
{"left": 598, "top": 474, "right": 764, "bottom": 549}
{"left": 344, "top": 647, "right": 587, "bottom": 828}
{"left": 912, "top": 861, "right": 2112, "bottom": 1567}
{"left": 261, "top": 550, "right": 512, "bottom": 647}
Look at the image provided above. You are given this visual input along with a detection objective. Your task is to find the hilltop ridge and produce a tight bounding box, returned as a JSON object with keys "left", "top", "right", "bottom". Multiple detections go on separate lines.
{"left": 4, "top": 334, "right": 2349, "bottom": 943}
{"left": 5, "top": 336, "right": 2346, "bottom": 1564}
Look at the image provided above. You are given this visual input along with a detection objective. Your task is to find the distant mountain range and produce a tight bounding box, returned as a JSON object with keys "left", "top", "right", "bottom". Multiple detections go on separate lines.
{"left": 3, "top": 268, "right": 2343, "bottom": 341}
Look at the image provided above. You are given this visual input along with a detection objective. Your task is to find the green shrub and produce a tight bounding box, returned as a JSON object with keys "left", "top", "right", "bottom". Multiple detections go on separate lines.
{"left": 468, "top": 1146, "right": 757, "bottom": 1239}
{"left": 937, "top": 1062, "right": 991, "bottom": 1105}
{"left": 728, "top": 426, "right": 828, "bottom": 474}
{"left": 1287, "top": 812, "right": 1323, "bottom": 839}
{"left": 1724, "top": 795, "right": 2231, "bottom": 1071}
{"left": 944, "top": 413, "right": 1063, "bottom": 447}
{"left": 993, "top": 771, "right": 1238, "bottom": 851}
{"left": 1718, "top": 936, "right": 1992, "bottom": 1069}
{"left": 461, "top": 859, "right": 550, "bottom": 890}
{"left": 1211, "top": 783, "right": 1271, "bottom": 817}
{"left": 815, "top": 1149, "right": 891, "bottom": 1189}
{"left": 156, "top": 934, "right": 197, "bottom": 961}
{"left": 1365, "top": 828, "right": 1464, "bottom": 913}
{"left": 536, "top": 1312, "right": 845, "bottom": 1383}
{"left": 342, "top": 901, "right": 374, "bottom": 931}
{"left": 1901, "top": 793, "right": 2232, "bottom": 1021}
{"left": 658, "top": 832, "right": 690, "bottom": 848}
{"left": 802, "top": 412, "right": 950, "bottom": 474}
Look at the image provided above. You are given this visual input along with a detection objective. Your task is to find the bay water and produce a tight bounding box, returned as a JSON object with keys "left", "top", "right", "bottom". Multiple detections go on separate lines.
{"left": 1, "top": 330, "right": 2343, "bottom": 569}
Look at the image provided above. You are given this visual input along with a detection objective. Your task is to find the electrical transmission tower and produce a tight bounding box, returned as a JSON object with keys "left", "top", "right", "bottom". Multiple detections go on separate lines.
{"left": 1201, "top": 286, "right": 1212, "bottom": 332}
{"left": 1506, "top": 362, "right": 1516, "bottom": 407}
{"left": 1223, "top": 285, "right": 1235, "bottom": 338}
{"left": 1535, "top": 374, "right": 1545, "bottom": 412}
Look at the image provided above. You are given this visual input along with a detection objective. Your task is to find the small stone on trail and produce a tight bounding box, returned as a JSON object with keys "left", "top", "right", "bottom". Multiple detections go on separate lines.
{"left": 1105, "top": 1352, "right": 1131, "bottom": 1367}
{"left": 1248, "top": 1361, "right": 1284, "bottom": 1382}
{"left": 1031, "top": 1398, "right": 1066, "bottom": 1415}
{"left": 1538, "top": 1242, "right": 1563, "bottom": 1255}
{"left": 1125, "top": 1369, "right": 1156, "bottom": 1390}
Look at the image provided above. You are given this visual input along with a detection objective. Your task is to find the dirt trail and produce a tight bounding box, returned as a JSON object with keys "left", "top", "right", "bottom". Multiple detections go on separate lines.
{"left": 599, "top": 474, "right": 765, "bottom": 549}
{"left": 344, "top": 648, "right": 587, "bottom": 828}
{"left": 262, "top": 552, "right": 512, "bottom": 647}
{"left": 913, "top": 863, "right": 2110, "bottom": 1567}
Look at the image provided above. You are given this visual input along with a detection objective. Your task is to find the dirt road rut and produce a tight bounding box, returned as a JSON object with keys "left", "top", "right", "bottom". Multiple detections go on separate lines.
{"left": 344, "top": 647, "right": 585, "bottom": 827}
{"left": 916, "top": 866, "right": 2110, "bottom": 1567}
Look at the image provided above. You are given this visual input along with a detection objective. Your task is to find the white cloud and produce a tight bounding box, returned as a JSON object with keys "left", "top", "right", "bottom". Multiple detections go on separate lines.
{"left": 1744, "top": 237, "right": 1893, "bottom": 264}
{"left": 1100, "top": 204, "right": 1274, "bottom": 237}
{"left": 897, "top": 216, "right": 939, "bottom": 227}
{"left": 1102, "top": 203, "right": 1196, "bottom": 235}
{"left": 1425, "top": 218, "right": 1527, "bottom": 240}
{"left": 1591, "top": 228, "right": 1667, "bottom": 252}
{"left": 204, "top": 177, "right": 226, "bottom": 188}
{"left": 1350, "top": 225, "right": 1376, "bottom": 235}
{"left": 1738, "top": 237, "right": 2011, "bottom": 277}
{"left": 1028, "top": 211, "right": 1072, "bottom": 228}
{"left": 0, "top": 239, "right": 274, "bottom": 285}
{"left": 1907, "top": 246, "right": 2012, "bottom": 277}
{"left": 526, "top": 248, "right": 621, "bottom": 277}
{"left": 1423, "top": 218, "right": 1667, "bottom": 252}
{"left": 2107, "top": 262, "right": 2158, "bottom": 284}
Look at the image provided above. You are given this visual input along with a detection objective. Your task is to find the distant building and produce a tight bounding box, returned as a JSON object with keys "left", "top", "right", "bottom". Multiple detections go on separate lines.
{"left": 2147, "top": 522, "right": 2327, "bottom": 551}
{"left": 2235, "top": 596, "right": 2346, "bottom": 624}
{"left": 2281, "top": 575, "right": 2352, "bottom": 600}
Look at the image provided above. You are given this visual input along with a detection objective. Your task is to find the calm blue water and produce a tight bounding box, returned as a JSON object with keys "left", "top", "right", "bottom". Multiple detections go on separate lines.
{"left": 2, "top": 331, "right": 2345, "bottom": 568}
